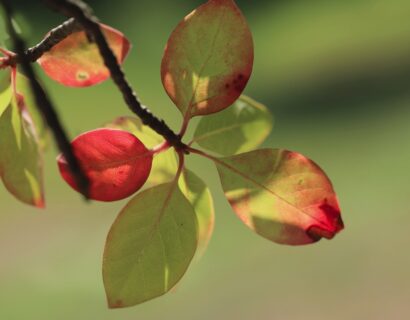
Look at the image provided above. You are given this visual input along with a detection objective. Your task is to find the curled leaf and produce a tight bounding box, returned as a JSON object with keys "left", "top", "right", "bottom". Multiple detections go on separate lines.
{"left": 193, "top": 95, "right": 273, "bottom": 155}
{"left": 103, "top": 183, "right": 198, "bottom": 308}
{"left": 179, "top": 169, "right": 215, "bottom": 258}
{"left": 215, "top": 149, "right": 344, "bottom": 245}
{"left": 161, "top": 0, "right": 254, "bottom": 118}
{"left": 38, "top": 24, "right": 130, "bottom": 87}
{"left": 0, "top": 93, "right": 44, "bottom": 207}
{"left": 57, "top": 128, "right": 152, "bottom": 202}
{"left": 105, "top": 116, "right": 178, "bottom": 185}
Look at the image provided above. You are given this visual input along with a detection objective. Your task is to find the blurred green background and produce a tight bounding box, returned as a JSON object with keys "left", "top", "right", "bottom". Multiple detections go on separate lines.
{"left": 1, "top": 0, "right": 410, "bottom": 319}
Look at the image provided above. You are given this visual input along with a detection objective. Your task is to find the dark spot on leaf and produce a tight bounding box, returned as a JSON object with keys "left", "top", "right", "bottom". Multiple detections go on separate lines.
{"left": 225, "top": 83, "right": 231, "bottom": 89}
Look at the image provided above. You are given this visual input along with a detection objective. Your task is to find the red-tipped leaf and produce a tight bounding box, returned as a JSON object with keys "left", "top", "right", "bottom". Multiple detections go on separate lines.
{"left": 38, "top": 24, "right": 130, "bottom": 87}
{"left": 57, "top": 129, "right": 152, "bottom": 202}
{"left": 215, "top": 149, "right": 344, "bottom": 245}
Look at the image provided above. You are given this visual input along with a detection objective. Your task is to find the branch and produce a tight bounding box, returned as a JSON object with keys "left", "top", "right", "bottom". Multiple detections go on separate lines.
{"left": 44, "top": 0, "right": 187, "bottom": 151}
{"left": 0, "top": 0, "right": 90, "bottom": 199}
{"left": 5, "top": 18, "right": 82, "bottom": 65}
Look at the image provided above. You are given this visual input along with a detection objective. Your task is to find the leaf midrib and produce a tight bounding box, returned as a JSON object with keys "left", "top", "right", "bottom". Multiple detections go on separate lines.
{"left": 215, "top": 154, "right": 329, "bottom": 228}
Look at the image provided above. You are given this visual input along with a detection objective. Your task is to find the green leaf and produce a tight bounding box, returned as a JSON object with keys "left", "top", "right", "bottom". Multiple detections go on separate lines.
{"left": 103, "top": 183, "right": 198, "bottom": 308}
{"left": 0, "top": 94, "right": 44, "bottom": 207}
{"left": 179, "top": 169, "right": 215, "bottom": 258}
{"left": 161, "top": 0, "right": 254, "bottom": 118}
{"left": 105, "top": 116, "right": 178, "bottom": 185}
{"left": 15, "top": 72, "right": 49, "bottom": 149}
{"left": 192, "top": 95, "right": 273, "bottom": 156}
{"left": 215, "top": 149, "right": 344, "bottom": 246}
{"left": 0, "top": 69, "right": 11, "bottom": 117}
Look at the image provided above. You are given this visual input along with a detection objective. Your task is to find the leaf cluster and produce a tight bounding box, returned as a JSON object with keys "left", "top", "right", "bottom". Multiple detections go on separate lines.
{"left": 0, "top": 0, "right": 343, "bottom": 308}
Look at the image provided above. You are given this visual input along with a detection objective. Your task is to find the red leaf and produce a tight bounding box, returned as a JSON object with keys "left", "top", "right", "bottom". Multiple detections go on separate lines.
{"left": 57, "top": 129, "right": 152, "bottom": 202}
{"left": 38, "top": 24, "right": 130, "bottom": 87}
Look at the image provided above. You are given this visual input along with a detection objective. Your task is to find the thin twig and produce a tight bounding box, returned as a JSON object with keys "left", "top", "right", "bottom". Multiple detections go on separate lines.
{"left": 0, "top": 0, "right": 90, "bottom": 199}
{"left": 45, "top": 0, "right": 187, "bottom": 151}
{"left": 5, "top": 18, "right": 82, "bottom": 66}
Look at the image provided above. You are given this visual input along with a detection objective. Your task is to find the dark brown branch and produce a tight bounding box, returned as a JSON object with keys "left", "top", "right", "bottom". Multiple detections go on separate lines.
{"left": 6, "top": 18, "right": 82, "bottom": 65}
{"left": 0, "top": 0, "right": 90, "bottom": 199}
{"left": 44, "top": 0, "right": 187, "bottom": 151}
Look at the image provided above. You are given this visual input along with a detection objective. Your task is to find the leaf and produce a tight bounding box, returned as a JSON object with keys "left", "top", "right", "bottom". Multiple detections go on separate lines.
{"left": 192, "top": 95, "right": 273, "bottom": 156}
{"left": 103, "top": 183, "right": 198, "bottom": 308}
{"left": 0, "top": 68, "right": 12, "bottom": 117}
{"left": 0, "top": 94, "right": 44, "bottom": 207}
{"left": 179, "top": 169, "right": 215, "bottom": 257}
{"left": 161, "top": 0, "right": 254, "bottom": 118}
{"left": 15, "top": 72, "right": 49, "bottom": 149}
{"left": 57, "top": 128, "right": 152, "bottom": 202}
{"left": 38, "top": 24, "right": 130, "bottom": 87}
{"left": 215, "top": 149, "right": 344, "bottom": 245}
{"left": 105, "top": 116, "right": 178, "bottom": 185}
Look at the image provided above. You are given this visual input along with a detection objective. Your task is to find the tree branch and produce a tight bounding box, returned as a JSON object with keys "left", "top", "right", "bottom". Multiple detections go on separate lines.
{"left": 44, "top": 0, "right": 187, "bottom": 151}
{"left": 5, "top": 18, "right": 82, "bottom": 65}
{"left": 0, "top": 0, "right": 90, "bottom": 199}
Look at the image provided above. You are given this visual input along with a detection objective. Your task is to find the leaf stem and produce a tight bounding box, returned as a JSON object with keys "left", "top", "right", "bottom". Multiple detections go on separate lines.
{"left": 0, "top": 0, "right": 90, "bottom": 199}
{"left": 44, "top": 0, "right": 188, "bottom": 152}
{"left": 150, "top": 140, "right": 171, "bottom": 156}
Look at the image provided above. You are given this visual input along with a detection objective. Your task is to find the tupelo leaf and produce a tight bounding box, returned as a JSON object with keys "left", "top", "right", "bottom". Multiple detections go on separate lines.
{"left": 161, "top": 0, "right": 254, "bottom": 118}
{"left": 179, "top": 168, "right": 215, "bottom": 258}
{"left": 103, "top": 183, "right": 198, "bottom": 308}
{"left": 0, "top": 68, "right": 12, "bottom": 117}
{"left": 105, "top": 116, "right": 178, "bottom": 185}
{"left": 0, "top": 93, "right": 44, "bottom": 207}
{"left": 192, "top": 95, "right": 273, "bottom": 156}
{"left": 15, "top": 72, "right": 49, "bottom": 149}
{"left": 214, "top": 149, "right": 344, "bottom": 245}
{"left": 57, "top": 128, "right": 152, "bottom": 202}
{"left": 38, "top": 24, "right": 130, "bottom": 87}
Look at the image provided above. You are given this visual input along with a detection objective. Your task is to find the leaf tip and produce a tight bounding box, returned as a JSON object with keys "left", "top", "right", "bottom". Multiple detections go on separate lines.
{"left": 34, "top": 196, "right": 46, "bottom": 209}
{"left": 107, "top": 297, "right": 124, "bottom": 309}
{"left": 307, "top": 202, "right": 344, "bottom": 242}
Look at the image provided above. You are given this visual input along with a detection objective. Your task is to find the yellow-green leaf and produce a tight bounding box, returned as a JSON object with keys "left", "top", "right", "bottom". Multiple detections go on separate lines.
{"left": 103, "top": 183, "right": 198, "bottom": 308}
{"left": 15, "top": 72, "right": 49, "bottom": 149}
{"left": 161, "top": 0, "right": 254, "bottom": 118}
{"left": 179, "top": 168, "right": 214, "bottom": 258}
{"left": 0, "top": 68, "right": 12, "bottom": 117}
{"left": 105, "top": 116, "right": 178, "bottom": 185}
{"left": 215, "top": 149, "right": 344, "bottom": 246}
{"left": 0, "top": 94, "right": 44, "bottom": 207}
{"left": 192, "top": 95, "right": 273, "bottom": 155}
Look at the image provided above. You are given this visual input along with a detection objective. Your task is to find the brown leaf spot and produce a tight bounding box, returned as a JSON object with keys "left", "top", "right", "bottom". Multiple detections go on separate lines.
{"left": 229, "top": 73, "right": 248, "bottom": 93}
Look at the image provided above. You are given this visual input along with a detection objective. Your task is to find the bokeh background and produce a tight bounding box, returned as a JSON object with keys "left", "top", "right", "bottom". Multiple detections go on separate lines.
{"left": 1, "top": 0, "right": 410, "bottom": 319}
